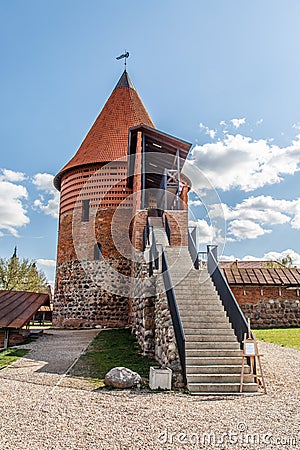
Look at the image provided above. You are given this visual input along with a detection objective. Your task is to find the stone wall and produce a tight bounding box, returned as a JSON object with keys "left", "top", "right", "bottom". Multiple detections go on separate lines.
{"left": 231, "top": 285, "right": 300, "bottom": 328}
{"left": 131, "top": 256, "right": 156, "bottom": 356}
{"left": 131, "top": 259, "right": 184, "bottom": 388}
{"left": 53, "top": 259, "right": 131, "bottom": 328}
{"left": 154, "top": 278, "right": 184, "bottom": 388}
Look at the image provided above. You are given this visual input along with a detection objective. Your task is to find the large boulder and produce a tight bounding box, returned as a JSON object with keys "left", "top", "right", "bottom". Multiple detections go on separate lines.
{"left": 104, "top": 367, "right": 141, "bottom": 389}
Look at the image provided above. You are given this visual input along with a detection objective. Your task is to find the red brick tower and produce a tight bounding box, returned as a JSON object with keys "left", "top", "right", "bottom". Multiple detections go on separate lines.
{"left": 53, "top": 70, "right": 154, "bottom": 328}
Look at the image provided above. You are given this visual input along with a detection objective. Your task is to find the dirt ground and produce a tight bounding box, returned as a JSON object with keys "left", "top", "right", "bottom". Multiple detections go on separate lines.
{"left": 0, "top": 329, "right": 299, "bottom": 450}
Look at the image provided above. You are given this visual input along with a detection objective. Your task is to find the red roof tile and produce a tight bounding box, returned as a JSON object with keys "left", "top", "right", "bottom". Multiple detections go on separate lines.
{"left": 54, "top": 71, "right": 154, "bottom": 190}
{"left": 222, "top": 267, "right": 300, "bottom": 286}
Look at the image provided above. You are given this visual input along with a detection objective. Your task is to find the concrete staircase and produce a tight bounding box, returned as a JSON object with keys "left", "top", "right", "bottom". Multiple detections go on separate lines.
{"left": 163, "top": 246, "right": 258, "bottom": 394}
{"left": 148, "top": 217, "right": 169, "bottom": 247}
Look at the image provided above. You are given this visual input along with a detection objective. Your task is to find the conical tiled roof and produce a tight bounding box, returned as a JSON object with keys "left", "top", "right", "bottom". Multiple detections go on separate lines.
{"left": 54, "top": 70, "right": 154, "bottom": 190}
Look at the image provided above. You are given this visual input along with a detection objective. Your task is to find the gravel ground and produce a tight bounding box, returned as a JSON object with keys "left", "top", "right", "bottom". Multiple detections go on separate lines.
{"left": 0, "top": 330, "right": 299, "bottom": 450}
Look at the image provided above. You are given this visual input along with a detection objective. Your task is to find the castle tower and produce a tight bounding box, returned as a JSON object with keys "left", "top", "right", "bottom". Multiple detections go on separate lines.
{"left": 53, "top": 70, "right": 155, "bottom": 328}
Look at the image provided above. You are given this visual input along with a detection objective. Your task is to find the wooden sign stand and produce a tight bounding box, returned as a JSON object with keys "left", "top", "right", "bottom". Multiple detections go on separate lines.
{"left": 240, "top": 319, "right": 267, "bottom": 393}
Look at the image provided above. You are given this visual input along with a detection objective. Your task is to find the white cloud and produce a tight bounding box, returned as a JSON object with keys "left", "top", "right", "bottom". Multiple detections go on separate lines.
{"left": 226, "top": 196, "right": 293, "bottom": 225}
{"left": 230, "top": 118, "right": 246, "bottom": 128}
{"left": 37, "top": 259, "right": 56, "bottom": 267}
{"left": 0, "top": 181, "right": 29, "bottom": 236}
{"left": 219, "top": 120, "right": 226, "bottom": 126}
{"left": 32, "top": 173, "right": 59, "bottom": 219}
{"left": 189, "top": 199, "right": 203, "bottom": 207}
{"left": 199, "top": 122, "right": 216, "bottom": 139}
{"left": 222, "top": 249, "right": 300, "bottom": 266}
{"left": 256, "top": 118, "right": 263, "bottom": 125}
{"left": 0, "top": 169, "right": 25, "bottom": 182}
{"left": 262, "top": 249, "right": 300, "bottom": 266}
{"left": 208, "top": 195, "right": 300, "bottom": 241}
{"left": 189, "top": 219, "right": 213, "bottom": 243}
{"left": 292, "top": 122, "right": 300, "bottom": 130}
{"left": 190, "top": 133, "right": 300, "bottom": 192}
{"left": 228, "top": 219, "right": 271, "bottom": 240}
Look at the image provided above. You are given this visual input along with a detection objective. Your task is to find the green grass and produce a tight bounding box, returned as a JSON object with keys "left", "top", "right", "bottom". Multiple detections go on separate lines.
{"left": 0, "top": 348, "right": 29, "bottom": 369}
{"left": 70, "top": 328, "right": 156, "bottom": 387}
{"left": 254, "top": 327, "right": 300, "bottom": 350}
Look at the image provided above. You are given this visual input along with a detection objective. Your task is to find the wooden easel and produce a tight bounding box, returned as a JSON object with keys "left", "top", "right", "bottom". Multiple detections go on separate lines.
{"left": 240, "top": 319, "right": 267, "bottom": 393}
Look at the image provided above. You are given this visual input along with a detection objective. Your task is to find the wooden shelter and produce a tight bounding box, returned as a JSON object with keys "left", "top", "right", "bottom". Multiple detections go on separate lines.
{"left": 0, "top": 291, "right": 50, "bottom": 349}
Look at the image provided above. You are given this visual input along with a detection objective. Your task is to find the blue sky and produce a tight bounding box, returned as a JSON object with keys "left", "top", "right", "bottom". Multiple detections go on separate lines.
{"left": 1, "top": 0, "right": 300, "bottom": 285}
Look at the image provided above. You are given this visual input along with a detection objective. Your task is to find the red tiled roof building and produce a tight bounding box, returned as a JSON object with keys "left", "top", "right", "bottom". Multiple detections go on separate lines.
{"left": 53, "top": 70, "right": 191, "bottom": 328}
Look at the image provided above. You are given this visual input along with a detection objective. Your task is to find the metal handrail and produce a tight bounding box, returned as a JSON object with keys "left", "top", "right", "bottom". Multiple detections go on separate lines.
{"left": 149, "top": 230, "right": 159, "bottom": 276}
{"left": 188, "top": 229, "right": 199, "bottom": 269}
{"left": 207, "top": 245, "right": 253, "bottom": 345}
{"left": 161, "top": 248, "right": 186, "bottom": 385}
{"left": 142, "top": 217, "right": 150, "bottom": 251}
{"left": 164, "top": 215, "right": 171, "bottom": 244}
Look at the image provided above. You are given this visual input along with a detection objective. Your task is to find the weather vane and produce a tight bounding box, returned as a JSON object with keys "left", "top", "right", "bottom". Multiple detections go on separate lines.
{"left": 116, "top": 50, "right": 130, "bottom": 69}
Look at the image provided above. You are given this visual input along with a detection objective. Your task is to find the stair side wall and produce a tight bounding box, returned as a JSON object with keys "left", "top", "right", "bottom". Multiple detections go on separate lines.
{"left": 155, "top": 280, "right": 184, "bottom": 388}
{"left": 163, "top": 210, "right": 188, "bottom": 246}
{"left": 131, "top": 257, "right": 156, "bottom": 356}
{"left": 131, "top": 261, "right": 184, "bottom": 387}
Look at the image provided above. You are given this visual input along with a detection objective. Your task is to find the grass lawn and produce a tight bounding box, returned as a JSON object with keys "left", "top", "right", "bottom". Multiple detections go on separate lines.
{"left": 254, "top": 327, "right": 300, "bottom": 350}
{"left": 0, "top": 348, "right": 29, "bottom": 370}
{"left": 70, "top": 328, "right": 156, "bottom": 387}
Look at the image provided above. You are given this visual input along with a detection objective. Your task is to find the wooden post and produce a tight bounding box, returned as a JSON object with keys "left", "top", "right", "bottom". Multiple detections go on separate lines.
{"left": 4, "top": 328, "right": 9, "bottom": 350}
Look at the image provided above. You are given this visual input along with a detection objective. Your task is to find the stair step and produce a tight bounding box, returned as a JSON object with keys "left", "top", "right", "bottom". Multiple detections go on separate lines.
{"left": 185, "top": 334, "right": 237, "bottom": 342}
{"left": 176, "top": 304, "right": 224, "bottom": 312}
{"left": 186, "top": 356, "right": 243, "bottom": 365}
{"left": 186, "top": 374, "right": 254, "bottom": 383}
{"left": 180, "top": 311, "right": 226, "bottom": 319}
{"left": 181, "top": 319, "right": 230, "bottom": 326}
{"left": 186, "top": 364, "right": 249, "bottom": 374}
{"left": 186, "top": 349, "right": 242, "bottom": 357}
{"left": 187, "top": 382, "right": 258, "bottom": 393}
{"left": 185, "top": 328, "right": 235, "bottom": 335}
{"left": 185, "top": 341, "right": 240, "bottom": 350}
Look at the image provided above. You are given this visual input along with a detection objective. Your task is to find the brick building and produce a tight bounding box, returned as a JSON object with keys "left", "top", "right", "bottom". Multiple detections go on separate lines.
{"left": 221, "top": 261, "right": 300, "bottom": 328}
{"left": 53, "top": 69, "right": 268, "bottom": 393}
{"left": 53, "top": 70, "right": 191, "bottom": 329}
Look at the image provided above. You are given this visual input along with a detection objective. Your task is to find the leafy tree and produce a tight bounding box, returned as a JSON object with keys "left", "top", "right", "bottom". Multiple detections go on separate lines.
{"left": 0, "top": 249, "right": 48, "bottom": 292}
{"left": 277, "top": 254, "right": 294, "bottom": 268}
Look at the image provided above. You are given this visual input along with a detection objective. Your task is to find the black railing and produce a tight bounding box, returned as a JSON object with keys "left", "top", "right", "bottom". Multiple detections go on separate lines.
{"left": 142, "top": 218, "right": 150, "bottom": 251}
{"left": 207, "top": 245, "right": 252, "bottom": 346}
{"left": 188, "top": 228, "right": 199, "bottom": 269}
{"left": 164, "top": 215, "right": 171, "bottom": 244}
{"left": 161, "top": 249, "right": 186, "bottom": 385}
{"left": 149, "top": 231, "right": 159, "bottom": 276}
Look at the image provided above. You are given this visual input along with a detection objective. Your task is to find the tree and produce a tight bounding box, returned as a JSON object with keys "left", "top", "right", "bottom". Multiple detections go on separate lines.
{"left": 0, "top": 250, "right": 48, "bottom": 292}
{"left": 277, "top": 254, "right": 294, "bottom": 268}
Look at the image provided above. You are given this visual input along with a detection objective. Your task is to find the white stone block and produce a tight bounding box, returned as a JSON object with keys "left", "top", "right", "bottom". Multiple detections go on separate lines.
{"left": 149, "top": 366, "right": 172, "bottom": 390}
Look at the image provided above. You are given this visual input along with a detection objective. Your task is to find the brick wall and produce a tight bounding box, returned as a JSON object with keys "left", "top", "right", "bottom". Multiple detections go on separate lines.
{"left": 231, "top": 285, "right": 300, "bottom": 327}
{"left": 55, "top": 202, "right": 133, "bottom": 328}
{"left": 163, "top": 210, "right": 188, "bottom": 246}
{"left": 131, "top": 210, "right": 148, "bottom": 253}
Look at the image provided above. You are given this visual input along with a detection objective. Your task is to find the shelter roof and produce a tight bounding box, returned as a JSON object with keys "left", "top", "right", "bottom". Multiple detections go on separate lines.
{"left": 222, "top": 267, "right": 300, "bottom": 286}
{"left": 0, "top": 291, "right": 50, "bottom": 329}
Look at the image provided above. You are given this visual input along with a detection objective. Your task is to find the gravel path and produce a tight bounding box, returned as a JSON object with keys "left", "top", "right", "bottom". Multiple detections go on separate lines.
{"left": 0, "top": 330, "right": 299, "bottom": 450}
